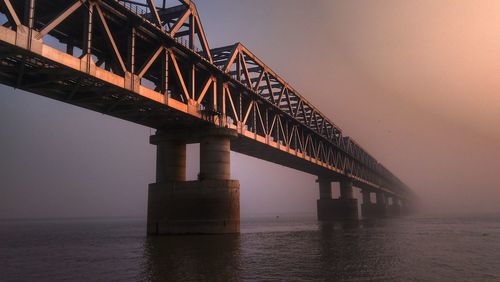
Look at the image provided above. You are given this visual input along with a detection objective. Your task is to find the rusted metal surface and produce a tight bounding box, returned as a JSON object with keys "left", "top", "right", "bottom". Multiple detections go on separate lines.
{"left": 0, "top": 0, "right": 413, "bottom": 200}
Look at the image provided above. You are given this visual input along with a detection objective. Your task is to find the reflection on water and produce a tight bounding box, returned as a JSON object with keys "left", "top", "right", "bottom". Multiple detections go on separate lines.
{"left": 317, "top": 220, "right": 402, "bottom": 281}
{"left": 143, "top": 234, "right": 241, "bottom": 281}
{"left": 1, "top": 215, "right": 500, "bottom": 281}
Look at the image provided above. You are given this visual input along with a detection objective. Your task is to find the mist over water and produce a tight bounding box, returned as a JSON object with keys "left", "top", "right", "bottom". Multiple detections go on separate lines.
{"left": 1, "top": 0, "right": 500, "bottom": 219}
{"left": 1, "top": 215, "right": 499, "bottom": 281}
{"left": 1, "top": 0, "right": 500, "bottom": 280}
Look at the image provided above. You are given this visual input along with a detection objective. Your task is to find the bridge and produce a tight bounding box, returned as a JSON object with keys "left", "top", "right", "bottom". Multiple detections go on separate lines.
{"left": 0, "top": 0, "right": 415, "bottom": 234}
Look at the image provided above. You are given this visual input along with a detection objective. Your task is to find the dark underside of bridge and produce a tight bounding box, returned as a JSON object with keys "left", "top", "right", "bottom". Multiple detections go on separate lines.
{"left": 3, "top": 36, "right": 379, "bottom": 192}
{"left": 0, "top": 41, "right": 346, "bottom": 183}
{"left": 0, "top": 43, "right": 206, "bottom": 130}
{"left": 0, "top": 0, "right": 416, "bottom": 234}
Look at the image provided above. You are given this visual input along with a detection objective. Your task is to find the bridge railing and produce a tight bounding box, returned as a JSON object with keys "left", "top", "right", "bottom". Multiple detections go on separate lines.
{"left": 117, "top": 0, "right": 147, "bottom": 15}
{"left": 109, "top": 0, "right": 409, "bottom": 196}
{"left": 211, "top": 43, "right": 408, "bottom": 192}
{"left": 0, "top": 0, "right": 411, "bottom": 198}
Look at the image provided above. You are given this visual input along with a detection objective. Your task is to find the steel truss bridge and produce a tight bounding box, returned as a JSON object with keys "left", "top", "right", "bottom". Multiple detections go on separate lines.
{"left": 0, "top": 0, "right": 413, "bottom": 200}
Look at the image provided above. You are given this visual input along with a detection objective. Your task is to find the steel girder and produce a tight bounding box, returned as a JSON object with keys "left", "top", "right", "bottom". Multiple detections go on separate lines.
{"left": 0, "top": 0, "right": 413, "bottom": 200}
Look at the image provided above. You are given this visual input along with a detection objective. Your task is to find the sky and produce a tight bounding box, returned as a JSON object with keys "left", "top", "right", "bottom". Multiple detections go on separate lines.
{"left": 1, "top": 0, "right": 500, "bottom": 219}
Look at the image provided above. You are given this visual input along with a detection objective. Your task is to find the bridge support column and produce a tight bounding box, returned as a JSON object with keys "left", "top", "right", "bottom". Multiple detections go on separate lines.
{"left": 362, "top": 190, "right": 390, "bottom": 219}
{"left": 338, "top": 179, "right": 358, "bottom": 220}
{"left": 361, "top": 190, "right": 377, "bottom": 219}
{"left": 317, "top": 177, "right": 358, "bottom": 221}
{"left": 147, "top": 128, "right": 240, "bottom": 235}
{"left": 387, "top": 196, "right": 402, "bottom": 217}
{"left": 316, "top": 177, "right": 332, "bottom": 221}
{"left": 154, "top": 135, "right": 186, "bottom": 182}
{"left": 199, "top": 128, "right": 233, "bottom": 181}
{"left": 399, "top": 200, "right": 416, "bottom": 216}
{"left": 362, "top": 190, "right": 371, "bottom": 205}
{"left": 374, "top": 192, "right": 388, "bottom": 217}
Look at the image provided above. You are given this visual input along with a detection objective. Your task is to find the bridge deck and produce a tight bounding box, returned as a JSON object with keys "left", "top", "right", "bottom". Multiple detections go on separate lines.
{"left": 0, "top": 0, "right": 412, "bottom": 199}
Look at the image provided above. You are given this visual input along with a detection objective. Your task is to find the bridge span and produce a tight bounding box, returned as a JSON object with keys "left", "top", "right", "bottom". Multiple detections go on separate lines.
{"left": 0, "top": 0, "right": 415, "bottom": 233}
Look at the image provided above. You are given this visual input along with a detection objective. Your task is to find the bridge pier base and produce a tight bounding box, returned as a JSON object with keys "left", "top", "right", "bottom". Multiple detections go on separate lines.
{"left": 147, "top": 128, "right": 240, "bottom": 235}
{"left": 361, "top": 190, "right": 377, "bottom": 219}
{"left": 400, "top": 200, "right": 414, "bottom": 216}
{"left": 147, "top": 180, "right": 239, "bottom": 234}
{"left": 361, "top": 190, "right": 388, "bottom": 219}
{"left": 387, "top": 197, "right": 402, "bottom": 217}
{"left": 317, "top": 178, "right": 358, "bottom": 221}
{"left": 375, "top": 192, "right": 389, "bottom": 218}
{"left": 317, "top": 199, "right": 358, "bottom": 221}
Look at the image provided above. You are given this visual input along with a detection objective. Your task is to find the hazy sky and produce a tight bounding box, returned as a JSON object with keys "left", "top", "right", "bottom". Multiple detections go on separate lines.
{"left": 1, "top": 0, "right": 499, "bottom": 219}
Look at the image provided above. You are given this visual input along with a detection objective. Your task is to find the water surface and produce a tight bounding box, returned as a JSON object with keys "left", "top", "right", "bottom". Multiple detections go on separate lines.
{"left": 1, "top": 215, "right": 499, "bottom": 281}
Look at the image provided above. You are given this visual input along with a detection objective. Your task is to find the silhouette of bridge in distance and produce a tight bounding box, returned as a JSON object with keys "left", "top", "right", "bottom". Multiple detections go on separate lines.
{"left": 0, "top": 0, "right": 416, "bottom": 234}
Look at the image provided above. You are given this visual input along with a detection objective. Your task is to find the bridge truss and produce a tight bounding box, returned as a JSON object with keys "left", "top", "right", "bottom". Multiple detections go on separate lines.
{"left": 0, "top": 0, "right": 412, "bottom": 199}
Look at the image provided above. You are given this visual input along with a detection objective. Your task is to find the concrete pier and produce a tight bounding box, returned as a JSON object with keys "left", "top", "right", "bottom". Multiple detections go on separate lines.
{"left": 317, "top": 178, "right": 358, "bottom": 221}
{"left": 199, "top": 128, "right": 233, "bottom": 180}
{"left": 361, "top": 190, "right": 376, "bottom": 219}
{"left": 147, "top": 128, "right": 240, "bottom": 235}
{"left": 153, "top": 133, "right": 186, "bottom": 182}
{"left": 316, "top": 178, "right": 332, "bottom": 221}
{"left": 387, "top": 197, "right": 402, "bottom": 217}
{"left": 362, "top": 190, "right": 387, "bottom": 219}
{"left": 340, "top": 180, "right": 354, "bottom": 200}
{"left": 403, "top": 200, "right": 419, "bottom": 215}
{"left": 376, "top": 192, "right": 386, "bottom": 206}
